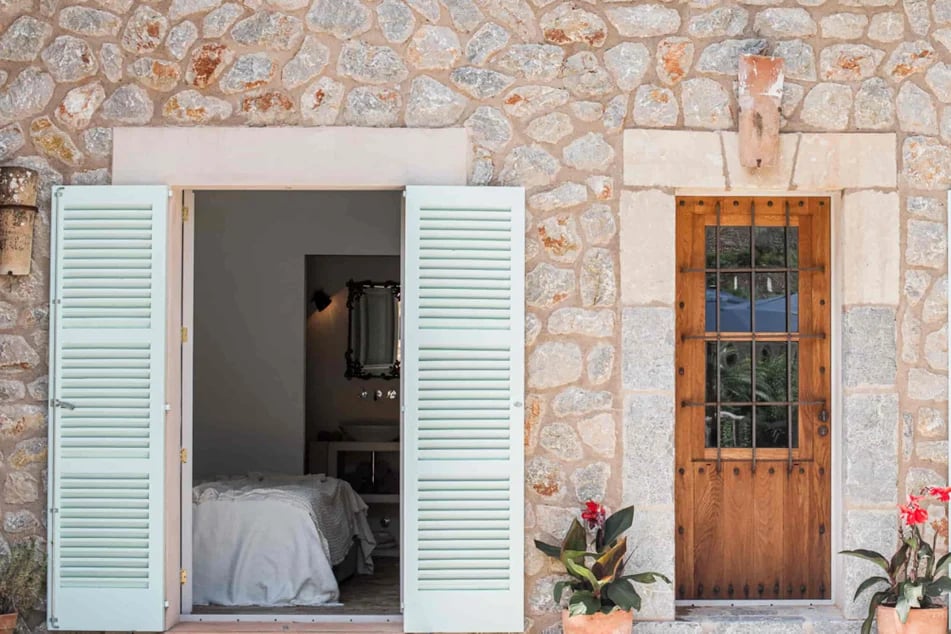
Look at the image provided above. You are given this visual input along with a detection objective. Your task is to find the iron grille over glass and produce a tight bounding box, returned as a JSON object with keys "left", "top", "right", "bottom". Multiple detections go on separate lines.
{"left": 701, "top": 201, "right": 802, "bottom": 461}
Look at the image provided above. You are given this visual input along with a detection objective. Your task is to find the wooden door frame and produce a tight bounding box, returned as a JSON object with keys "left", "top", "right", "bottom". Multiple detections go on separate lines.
{"left": 112, "top": 127, "right": 470, "bottom": 630}
{"left": 671, "top": 189, "right": 843, "bottom": 608}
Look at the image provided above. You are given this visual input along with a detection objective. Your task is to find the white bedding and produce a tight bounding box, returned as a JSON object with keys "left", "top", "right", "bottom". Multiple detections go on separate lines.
{"left": 192, "top": 474, "right": 376, "bottom": 607}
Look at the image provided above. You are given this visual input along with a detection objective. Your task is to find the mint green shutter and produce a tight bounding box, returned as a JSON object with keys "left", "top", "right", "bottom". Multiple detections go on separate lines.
{"left": 402, "top": 186, "right": 525, "bottom": 633}
{"left": 47, "top": 186, "right": 168, "bottom": 631}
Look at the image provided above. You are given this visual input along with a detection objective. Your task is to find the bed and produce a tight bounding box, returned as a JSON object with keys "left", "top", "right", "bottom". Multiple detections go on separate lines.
{"left": 192, "top": 473, "right": 376, "bottom": 607}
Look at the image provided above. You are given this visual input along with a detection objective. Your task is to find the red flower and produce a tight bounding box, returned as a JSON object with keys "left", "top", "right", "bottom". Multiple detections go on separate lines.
{"left": 930, "top": 487, "right": 951, "bottom": 503}
{"left": 581, "top": 501, "right": 606, "bottom": 530}
{"left": 900, "top": 497, "right": 929, "bottom": 526}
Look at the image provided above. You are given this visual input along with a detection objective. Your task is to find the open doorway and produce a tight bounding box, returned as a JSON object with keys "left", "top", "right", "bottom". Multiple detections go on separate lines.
{"left": 182, "top": 190, "right": 402, "bottom": 618}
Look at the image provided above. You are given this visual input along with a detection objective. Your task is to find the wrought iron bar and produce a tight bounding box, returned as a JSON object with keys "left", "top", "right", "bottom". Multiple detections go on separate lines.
{"left": 785, "top": 200, "right": 794, "bottom": 473}
{"left": 715, "top": 200, "right": 722, "bottom": 474}
{"left": 680, "top": 266, "right": 823, "bottom": 274}
{"left": 681, "top": 399, "right": 825, "bottom": 408}
{"left": 750, "top": 200, "right": 757, "bottom": 473}
{"left": 683, "top": 333, "right": 825, "bottom": 341}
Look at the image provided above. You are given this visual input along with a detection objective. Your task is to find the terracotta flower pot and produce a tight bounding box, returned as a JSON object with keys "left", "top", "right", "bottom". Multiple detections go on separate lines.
{"left": 876, "top": 605, "right": 948, "bottom": 634}
{"left": 0, "top": 611, "right": 17, "bottom": 634}
{"left": 562, "top": 609, "right": 633, "bottom": 634}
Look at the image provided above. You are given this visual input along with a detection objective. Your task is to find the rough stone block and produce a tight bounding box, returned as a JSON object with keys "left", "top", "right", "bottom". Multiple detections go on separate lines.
{"left": 792, "top": 133, "right": 898, "bottom": 189}
{"left": 843, "top": 509, "right": 897, "bottom": 619}
{"left": 623, "top": 129, "right": 725, "bottom": 188}
{"left": 620, "top": 190, "right": 675, "bottom": 305}
{"left": 623, "top": 393, "right": 675, "bottom": 506}
{"left": 623, "top": 508, "right": 675, "bottom": 621}
{"left": 842, "top": 190, "right": 900, "bottom": 306}
{"left": 721, "top": 132, "right": 798, "bottom": 189}
{"left": 622, "top": 307, "right": 675, "bottom": 392}
{"left": 844, "top": 393, "right": 898, "bottom": 505}
{"left": 843, "top": 307, "right": 897, "bottom": 387}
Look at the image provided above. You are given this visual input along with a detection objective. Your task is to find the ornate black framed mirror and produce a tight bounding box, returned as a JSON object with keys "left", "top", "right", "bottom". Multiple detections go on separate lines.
{"left": 345, "top": 279, "right": 400, "bottom": 380}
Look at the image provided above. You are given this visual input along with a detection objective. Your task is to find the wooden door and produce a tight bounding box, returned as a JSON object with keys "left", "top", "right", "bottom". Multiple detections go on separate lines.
{"left": 675, "top": 196, "right": 831, "bottom": 602}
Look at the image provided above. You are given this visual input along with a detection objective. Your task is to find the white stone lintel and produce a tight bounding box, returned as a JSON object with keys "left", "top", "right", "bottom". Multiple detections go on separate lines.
{"left": 622, "top": 130, "right": 898, "bottom": 192}
{"left": 113, "top": 127, "right": 469, "bottom": 188}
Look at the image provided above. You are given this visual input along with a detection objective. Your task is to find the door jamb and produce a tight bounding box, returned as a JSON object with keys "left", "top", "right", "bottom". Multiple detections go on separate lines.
{"left": 177, "top": 188, "right": 406, "bottom": 625}
{"left": 180, "top": 189, "right": 195, "bottom": 615}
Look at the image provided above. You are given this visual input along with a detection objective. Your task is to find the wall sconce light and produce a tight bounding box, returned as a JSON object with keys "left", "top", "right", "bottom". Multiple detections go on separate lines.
{"left": 311, "top": 289, "right": 332, "bottom": 312}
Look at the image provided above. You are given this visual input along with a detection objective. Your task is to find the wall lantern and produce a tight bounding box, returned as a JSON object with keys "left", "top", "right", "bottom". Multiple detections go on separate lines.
{"left": 311, "top": 289, "right": 332, "bottom": 312}
{"left": 737, "top": 54, "right": 785, "bottom": 169}
{"left": 0, "top": 166, "right": 39, "bottom": 276}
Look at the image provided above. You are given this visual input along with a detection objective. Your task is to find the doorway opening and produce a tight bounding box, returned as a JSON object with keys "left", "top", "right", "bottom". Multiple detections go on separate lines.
{"left": 674, "top": 196, "right": 832, "bottom": 605}
{"left": 182, "top": 190, "right": 403, "bottom": 619}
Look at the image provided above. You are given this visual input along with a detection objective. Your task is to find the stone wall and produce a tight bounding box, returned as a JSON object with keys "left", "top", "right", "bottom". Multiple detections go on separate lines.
{"left": 0, "top": 0, "right": 948, "bottom": 631}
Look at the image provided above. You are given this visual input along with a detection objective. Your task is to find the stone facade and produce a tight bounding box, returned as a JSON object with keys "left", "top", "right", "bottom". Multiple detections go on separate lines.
{"left": 0, "top": 0, "right": 948, "bottom": 631}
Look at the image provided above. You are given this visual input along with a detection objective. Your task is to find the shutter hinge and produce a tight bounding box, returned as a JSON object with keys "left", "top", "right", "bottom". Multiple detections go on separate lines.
{"left": 181, "top": 326, "right": 188, "bottom": 343}
{"left": 183, "top": 206, "right": 189, "bottom": 222}
{"left": 180, "top": 448, "right": 188, "bottom": 464}
{"left": 180, "top": 569, "right": 187, "bottom": 585}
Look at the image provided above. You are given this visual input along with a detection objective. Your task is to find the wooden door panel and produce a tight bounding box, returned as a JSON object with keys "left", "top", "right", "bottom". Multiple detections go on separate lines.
{"left": 722, "top": 464, "right": 752, "bottom": 601}
{"left": 692, "top": 463, "right": 723, "bottom": 600}
{"left": 675, "top": 197, "right": 831, "bottom": 602}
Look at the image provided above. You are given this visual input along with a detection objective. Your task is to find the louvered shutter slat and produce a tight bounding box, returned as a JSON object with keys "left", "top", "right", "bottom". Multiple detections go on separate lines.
{"left": 48, "top": 186, "right": 167, "bottom": 632}
{"left": 403, "top": 186, "right": 525, "bottom": 633}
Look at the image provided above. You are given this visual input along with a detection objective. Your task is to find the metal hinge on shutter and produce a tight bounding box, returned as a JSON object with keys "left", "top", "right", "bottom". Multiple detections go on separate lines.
{"left": 182, "top": 206, "right": 189, "bottom": 222}
{"left": 180, "top": 448, "right": 188, "bottom": 464}
{"left": 180, "top": 569, "right": 187, "bottom": 585}
{"left": 181, "top": 327, "right": 188, "bottom": 343}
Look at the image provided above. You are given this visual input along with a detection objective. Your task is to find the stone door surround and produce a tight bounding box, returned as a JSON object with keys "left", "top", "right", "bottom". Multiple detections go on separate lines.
{"left": 619, "top": 129, "right": 899, "bottom": 623}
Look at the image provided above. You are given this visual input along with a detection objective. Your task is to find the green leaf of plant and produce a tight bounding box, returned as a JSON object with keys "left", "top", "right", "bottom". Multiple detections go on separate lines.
{"left": 591, "top": 537, "right": 627, "bottom": 583}
{"left": 852, "top": 576, "right": 889, "bottom": 601}
{"left": 535, "top": 540, "right": 561, "bottom": 559}
{"left": 602, "top": 506, "right": 634, "bottom": 546}
{"left": 553, "top": 580, "right": 573, "bottom": 604}
{"left": 897, "top": 583, "right": 923, "bottom": 623}
{"left": 562, "top": 519, "right": 587, "bottom": 554}
{"left": 623, "top": 572, "right": 672, "bottom": 585}
{"left": 605, "top": 579, "right": 641, "bottom": 612}
{"left": 926, "top": 576, "right": 951, "bottom": 597}
{"left": 896, "top": 597, "right": 910, "bottom": 623}
{"left": 562, "top": 549, "right": 597, "bottom": 564}
{"left": 863, "top": 591, "right": 889, "bottom": 634}
{"left": 565, "top": 556, "right": 600, "bottom": 590}
{"left": 567, "top": 590, "right": 599, "bottom": 616}
{"left": 840, "top": 549, "right": 890, "bottom": 572}
{"left": 934, "top": 552, "right": 951, "bottom": 576}
{"left": 888, "top": 543, "right": 909, "bottom": 578}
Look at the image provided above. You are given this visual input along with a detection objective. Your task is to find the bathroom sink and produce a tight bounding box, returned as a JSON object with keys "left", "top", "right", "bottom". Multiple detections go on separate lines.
{"left": 340, "top": 422, "right": 399, "bottom": 442}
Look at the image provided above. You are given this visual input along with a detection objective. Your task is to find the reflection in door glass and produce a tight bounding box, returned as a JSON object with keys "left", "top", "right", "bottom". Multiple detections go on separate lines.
{"left": 702, "top": 219, "right": 802, "bottom": 451}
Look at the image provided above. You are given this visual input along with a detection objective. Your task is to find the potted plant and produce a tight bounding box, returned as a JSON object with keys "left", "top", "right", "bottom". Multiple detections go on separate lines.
{"left": 0, "top": 539, "right": 46, "bottom": 634}
{"left": 535, "top": 501, "right": 670, "bottom": 634}
{"left": 842, "top": 486, "right": 951, "bottom": 634}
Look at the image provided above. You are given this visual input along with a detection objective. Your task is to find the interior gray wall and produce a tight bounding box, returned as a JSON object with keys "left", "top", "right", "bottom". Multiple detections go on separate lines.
{"left": 193, "top": 190, "right": 401, "bottom": 480}
{"left": 306, "top": 256, "right": 401, "bottom": 442}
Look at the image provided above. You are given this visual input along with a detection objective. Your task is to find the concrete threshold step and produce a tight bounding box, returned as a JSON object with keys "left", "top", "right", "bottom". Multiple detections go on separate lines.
{"left": 632, "top": 606, "right": 866, "bottom": 633}
{"left": 169, "top": 621, "right": 403, "bottom": 634}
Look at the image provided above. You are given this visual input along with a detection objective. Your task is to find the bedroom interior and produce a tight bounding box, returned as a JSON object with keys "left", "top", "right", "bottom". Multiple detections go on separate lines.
{"left": 187, "top": 190, "right": 403, "bottom": 616}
